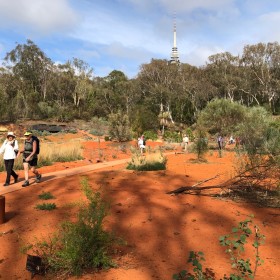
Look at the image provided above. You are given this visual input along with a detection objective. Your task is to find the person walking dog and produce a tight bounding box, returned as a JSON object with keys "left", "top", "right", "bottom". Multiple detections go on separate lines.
{"left": 18, "top": 131, "right": 41, "bottom": 187}
{"left": 0, "top": 132, "right": 19, "bottom": 186}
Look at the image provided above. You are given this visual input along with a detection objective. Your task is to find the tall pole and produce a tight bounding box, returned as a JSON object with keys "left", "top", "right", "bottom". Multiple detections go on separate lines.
{"left": 170, "top": 12, "right": 179, "bottom": 64}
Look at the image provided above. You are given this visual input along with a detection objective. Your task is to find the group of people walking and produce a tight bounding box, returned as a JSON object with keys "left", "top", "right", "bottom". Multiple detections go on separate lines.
{"left": 0, "top": 131, "right": 41, "bottom": 187}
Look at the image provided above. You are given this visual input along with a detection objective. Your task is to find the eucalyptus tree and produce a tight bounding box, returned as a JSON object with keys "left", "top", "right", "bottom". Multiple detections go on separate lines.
{"left": 4, "top": 40, "right": 53, "bottom": 118}
{"left": 205, "top": 52, "right": 242, "bottom": 101}
{"left": 177, "top": 63, "right": 217, "bottom": 124}
{"left": 91, "top": 70, "right": 132, "bottom": 116}
{"left": 137, "top": 59, "right": 182, "bottom": 132}
{"left": 69, "top": 58, "right": 93, "bottom": 108}
{"left": 240, "top": 42, "right": 280, "bottom": 113}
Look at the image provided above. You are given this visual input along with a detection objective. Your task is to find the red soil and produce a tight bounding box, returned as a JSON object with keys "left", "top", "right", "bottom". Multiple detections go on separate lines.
{"left": 0, "top": 137, "right": 279, "bottom": 280}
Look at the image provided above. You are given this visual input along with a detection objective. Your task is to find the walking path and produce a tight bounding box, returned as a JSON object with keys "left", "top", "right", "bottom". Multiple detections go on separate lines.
{"left": 0, "top": 158, "right": 130, "bottom": 196}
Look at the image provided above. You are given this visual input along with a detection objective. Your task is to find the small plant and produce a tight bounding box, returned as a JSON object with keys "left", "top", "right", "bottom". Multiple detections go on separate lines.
{"left": 219, "top": 217, "right": 265, "bottom": 279}
{"left": 127, "top": 151, "right": 167, "bottom": 171}
{"left": 173, "top": 216, "right": 265, "bottom": 280}
{"left": 193, "top": 128, "right": 208, "bottom": 161}
{"left": 35, "top": 203, "right": 57, "bottom": 211}
{"left": 38, "top": 192, "right": 55, "bottom": 200}
{"left": 25, "top": 177, "right": 119, "bottom": 276}
{"left": 173, "top": 251, "right": 214, "bottom": 280}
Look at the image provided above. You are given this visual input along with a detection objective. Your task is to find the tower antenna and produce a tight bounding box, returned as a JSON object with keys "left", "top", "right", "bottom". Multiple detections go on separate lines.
{"left": 170, "top": 12, "right": 180, "bottom": 64}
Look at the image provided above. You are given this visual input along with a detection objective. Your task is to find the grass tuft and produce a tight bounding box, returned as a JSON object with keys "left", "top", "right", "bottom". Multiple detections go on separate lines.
{"left": 127, "top": 150, "right": 167, "bottom": 171}
{"left": 38, "top": 192, "right": 55, "bottom": 200}
{"left": 35, "top": 203, "right": 57, "bottom": 211}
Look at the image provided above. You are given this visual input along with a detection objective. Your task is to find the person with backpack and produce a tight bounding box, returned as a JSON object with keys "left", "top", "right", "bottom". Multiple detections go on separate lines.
{"left": 18, "top": 131, "right": 41, "bottom": 187}
{"left": 0, "top": 132, "right": 19, "bottom": 186}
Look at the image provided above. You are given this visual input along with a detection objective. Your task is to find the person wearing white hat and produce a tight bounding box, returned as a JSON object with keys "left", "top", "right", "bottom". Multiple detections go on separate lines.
{"left": 0, "top": 132, "right": 19, "bottom": 186}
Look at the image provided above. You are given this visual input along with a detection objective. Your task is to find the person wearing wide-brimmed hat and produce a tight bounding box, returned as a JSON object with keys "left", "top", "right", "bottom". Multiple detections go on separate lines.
{"left": 0, "top": 132, "right": 19, "bottom": 186}
{"left": 17, "top": 131, "right": 41, "bottom": 187}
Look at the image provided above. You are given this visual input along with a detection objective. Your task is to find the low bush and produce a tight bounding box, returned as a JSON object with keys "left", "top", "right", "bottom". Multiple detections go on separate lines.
{"left": 35, "top": 203, "right": 57, "bottom": 211}
{"left": 24, "top": 177, "right": 119, "bottom": 276}
{"left": 163, "top": 131, "right": 182, "bottom": 143}
{"left": 143, "top": 130, "right": 158, "bottom": 141}
{"left": 127, "top": 151, "right": 167, "bottom": 171}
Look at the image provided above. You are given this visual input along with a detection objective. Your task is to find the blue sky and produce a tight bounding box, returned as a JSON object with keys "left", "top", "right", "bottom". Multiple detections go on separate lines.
{"left": 0, "top": 0, "right": 280, "bottom": 78}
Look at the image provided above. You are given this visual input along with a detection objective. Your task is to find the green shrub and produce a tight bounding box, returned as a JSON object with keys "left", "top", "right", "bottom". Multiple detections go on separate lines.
{"left": 89, "top": 129, "right": 104, "bottom": 136}
{"left": 38, "top": 192, "right": 55, "bottom": 200}
{"left": 108, "top": 111, "right": 131, "bottom": 142}
{"left": 35, "top": 203, "right": 57, "bottom": 211}
{"left": 192, "top": 128, "right": 208, "bottom": 160}
{"left": 127, "top": 161, "right": 166, "bottom": 171}
{"left": 127, "top": 151, "right": 167, "bottom": 171}
{"left": 143, "top": 130, "right": 158, "bottom": 141}
{"left": 163, "top": 131, "right": 182, "bottom": 143}
{"left": 25, "top": 177, "right": 118, "bottom": 276}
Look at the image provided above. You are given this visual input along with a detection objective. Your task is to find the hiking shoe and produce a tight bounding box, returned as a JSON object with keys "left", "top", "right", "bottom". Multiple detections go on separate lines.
{"left": 14, "top": 174, "right": 19, "bottom": 183}
{"left": 22, "top": 180, "right": 29, "bottom": 187}
{"left": 3, "top": 183, "right": 9, "bottom": 187}
{"left": 35, "top": 174, "right": 42, "bottom": 183}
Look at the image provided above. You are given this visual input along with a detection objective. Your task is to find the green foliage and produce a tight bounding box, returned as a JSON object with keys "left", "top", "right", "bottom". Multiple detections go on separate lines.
{"left": 163, "top": 131, "right": 182, "bottom": 143}
{"left": 127, "top": 161, "right": 166, "bottom": 171}
{"left": 127, "top": 151, "right": 167, "bottom": 171}
{"left": 192, "top": 128, "right": 209, "bottom": 160}
{"left": 35, "top": 203, "right": 57, "bottom": 211}
{"left": 173, "top": 251, "right": 213, "bottom": 280}
{"left": 219, "top": 217, "right": 265, "bottom": 280}
{"left": 38, "top": 192, "right": 55, "bottom": 200}
{"left": 198, "top": 99, "right": 247, "bottom": 135}
{"left": 130, "top": 105, "right": 159, "bottom": 135}
{"left": 173, "top": 217, "right": 265, "bottom": 280}
{"left": 108, "top": 110, "right": 131, "bottom": 142}
{"left": 89, "top": 129, "right": 104, "bottom": 136}
{"left": 236, "top": 106, "right": 271, "bottom": 155}
{"left": 234, "top": 107, "right": 280, "bottom": 191}
{"left": 143, "top": 130, "right": 158, "bottom": 141}
{"left": 26, "top": 177, "right": 118, "bottom": 276}
{"left": 88, "top": 117, "right": 109, "bottom": 136}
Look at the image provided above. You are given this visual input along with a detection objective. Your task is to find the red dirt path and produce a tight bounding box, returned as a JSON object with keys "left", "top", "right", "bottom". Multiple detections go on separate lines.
{"left": 0, "top": 138, "right": 279, "bottom": 280}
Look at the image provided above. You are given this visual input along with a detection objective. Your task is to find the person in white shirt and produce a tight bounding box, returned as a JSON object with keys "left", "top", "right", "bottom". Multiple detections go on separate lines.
{"left": 138, "top": 135, "right": 146, "bottom": 154}
{"left": 182, "top": 134, "right": 189, "bottom": 152}
{"left": 0, "top": 132, "right": 19, "bottom": 186}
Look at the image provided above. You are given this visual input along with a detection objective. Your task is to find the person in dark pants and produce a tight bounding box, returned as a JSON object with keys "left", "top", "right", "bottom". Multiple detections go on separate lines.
{"left": 18, "top": 131, "right": 41, "bottom": 187}
{"left": 0, "top": 132, "right": 19, "bottom": 186}
{"left": 217, "top": 135, "right": 224, "bottom": 150}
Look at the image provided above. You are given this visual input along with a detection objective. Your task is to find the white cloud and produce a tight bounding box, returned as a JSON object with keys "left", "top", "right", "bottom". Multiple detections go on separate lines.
{"left": 258, "top": 12, "right": 280, "bottom": 42}
{"left": 158, "top": 0, "right": 236, "bottom": 13}
{"left": 119, "top": 0, "right": 237, "bottom": 14}
{"left": 0, "top": 0, "right": 79, "bottom": 35}
{"left": 182, "top": 45, "right": 224, "bottom": 66}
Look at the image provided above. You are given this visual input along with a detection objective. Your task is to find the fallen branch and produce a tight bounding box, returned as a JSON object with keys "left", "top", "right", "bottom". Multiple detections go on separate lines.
{"left": 166, "top": 174, "right": 221, "bottom": 195}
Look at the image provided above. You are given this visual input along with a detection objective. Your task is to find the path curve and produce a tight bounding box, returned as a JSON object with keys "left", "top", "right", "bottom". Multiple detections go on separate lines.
{"left": 0, "top": 158, "right": 130, "bottom": 196}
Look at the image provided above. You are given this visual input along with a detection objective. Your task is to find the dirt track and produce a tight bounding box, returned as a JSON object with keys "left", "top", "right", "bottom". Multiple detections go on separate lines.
{"left": 0, "top": 141, "right": 279, "bottom": 280}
